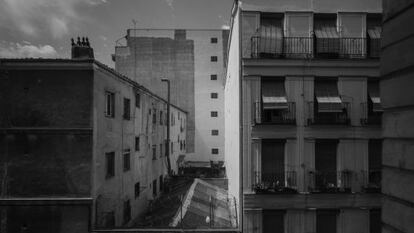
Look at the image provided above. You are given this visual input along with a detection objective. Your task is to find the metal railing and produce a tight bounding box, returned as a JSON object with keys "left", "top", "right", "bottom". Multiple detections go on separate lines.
{"left": 253, "top": 171, "right": 297, "bottom": 193}
{"left": 251, "top": 36, "right": 378, "bottom": 59}
{"left": 361, "top": 170, "right": 381, "bottom": 193}
{"left": 254, "top": 101, "right": 296, "bottom": 125}
{"left": 360, "top": 102, "right": 382, "bottom": 125}
{"left": 308, "top": 170, "right": 353, "bottom": 193}
{"left": 307, "top": 101, "right": 351, "bottom": 125}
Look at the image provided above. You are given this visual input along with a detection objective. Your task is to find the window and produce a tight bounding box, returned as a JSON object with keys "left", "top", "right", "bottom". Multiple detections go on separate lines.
{"left": 211, "top": 111, "right": 218, "bottom": 117}
{"left": 123, "top": 149, "right": 131, "bottom": 171}
{"left": 368, "top": 140, "right": 382, "bottom": 187}
{"left": 370, "top": 209, "right": 381, "bottom": 233}
{"left": 210, "top": 56, "right": 218, "bottom": 62}
{"left": 106, "top": 152, "right": 115, "bottom": 179}
{"left": 152, "top": 109, "right": 157, "bottom": 124}
{"left": 315, "top": 140, "right": 338, "bottom": 191}
{"left": 159, "top": 175, "right": 164, "bottom": 192}
{"left": 171, "top": 142, "right": 174, "bottom": 153}
{"left": 152, "top": 145, "right": 156, "bottom": 160}
{"left": 135, "top": 136, "right": 140, "bottom": 151}
{"left": 262, "top": 140, "right": 285, "bottom": 186}
{"left": 257, "top": 14, "right": 284, "bottom": 57}
{"left": 263, "top": 210, "right": 285, "bottom": 233}
{"left": 261, "top": 79, "right": 291, "bottom": 124}
{"left": 135, "top": 93, "right": 141, "bottom": 108}
{"left": 153, "top": 179, "right": 157, "bottom": 197}
{"left": 211, "top": 93, "right": 218, "bottom": 99}
{"left": 210, "top": 74, "right": 218, "bottom": 80}
{"left": 211, "top": 37, "right": 218, "bottom": 43}
{"left": 123, "top": 200, "right": 131, "bottom": 224}
{"left": 135, "top": 182, "right": 140, "bottom": 198}
{"left": 160, "top": 143, "right": 163, "bottom": 157}
{"left": 104, "top": 211, "right": 115, "bottom": 228}
{"left": 316, "top": 210, "right": 338, "bottom": 233}
{"left": 171, "top": 113, "right": 175, "bottom": 126}
{"left": 314, "top": 14, "right": 340, "bottom": 58}
{"left": 212, "top": 148, "right": 219, "bottom": 154}
{"left": 160, "top": 111, "right": 163, "bottom": 125}
{"left": 105, "top": 91, "right": 115, "bottom": 118}
{"left": 123, "top": 98, "right": 131, "bottom": 120}
{"left": 211, "top": 129, "right": 219, "bottom": 136}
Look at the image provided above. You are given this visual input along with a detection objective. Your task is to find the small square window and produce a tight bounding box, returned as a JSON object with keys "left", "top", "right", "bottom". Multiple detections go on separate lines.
{"left": 211, "top": 130, "right": 219, "bottom": 136}
{"left": 210, "top": 74, "right": 217, "bottom": 80}
{"left": 211, "top": 111, "right": 218, "bottom": 117}
{"left": 211, "top": 37, "right": 218, "bottom": 43}
{"left": 212, "top": 148, "right": 219, "bottom": 154}
{"left": 211, "top": 93, "right": 218, "bottom": 99}
{"left": 210, "top": 56, "right": 218, "bottom": 62}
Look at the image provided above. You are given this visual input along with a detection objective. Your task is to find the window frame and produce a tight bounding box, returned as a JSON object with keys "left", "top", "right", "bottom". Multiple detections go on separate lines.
{"left": 123, "top": 97, "right": 131, "bottom": 120}
{"left": 211, "top": 93, "right": 218, "bottom": 99}
{"left": 105, "top": 152, "right": 115, "bottom": 179}
{"left": 123, "top": 149, "right": 131, "bottom": 172}
{"left": 105, "top": 91, "right": 115, "bottom": 118}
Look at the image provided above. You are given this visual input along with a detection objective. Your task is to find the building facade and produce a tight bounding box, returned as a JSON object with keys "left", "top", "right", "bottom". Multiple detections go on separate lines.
{"left": 224, "top": 0, "right": 383, "bottom": 232}
{"left": 381, "top": 1, "right": 414, "bottom": 233}
{"left": 0, "top": 51, "right": 187, "bottom": 232}
{"left": 114, "top": 29, "right": 228, "bottom": 162}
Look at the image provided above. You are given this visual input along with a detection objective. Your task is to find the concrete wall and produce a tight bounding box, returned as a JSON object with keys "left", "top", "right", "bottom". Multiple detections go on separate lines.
{"left": 381, "top": 1, "right": 414, "bottom": 233}
{"left": 224, "top": 6, "right": 241, "bottom": 226}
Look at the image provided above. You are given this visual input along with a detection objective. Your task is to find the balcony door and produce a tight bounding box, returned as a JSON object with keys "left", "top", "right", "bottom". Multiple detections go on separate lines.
{"left": 316, "top": 210, "right": 338, "bottom": 233}
{"left": 261, "top": 140, "right": 285, "bottom": 187}
{"left": 263, "top": 210, "right": 284, "bottom": 233}
{"left": 261, "top": 79, "right": 290, "bottom": 124}
{"left": 315, "top": 140, "right": 338, "bottom": 191}
{"left": 368, "top": 140, "right": 382, "bottom": 187}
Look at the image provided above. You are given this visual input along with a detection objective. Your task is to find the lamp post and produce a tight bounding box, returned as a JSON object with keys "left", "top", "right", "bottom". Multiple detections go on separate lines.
{"left": 161, "top": 78, "right": 172, "bottom": 176}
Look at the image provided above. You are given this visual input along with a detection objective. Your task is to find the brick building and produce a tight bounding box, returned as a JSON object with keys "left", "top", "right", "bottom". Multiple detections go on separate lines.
{"left": 0, "top": 43, "right": 187, "bottom": 232}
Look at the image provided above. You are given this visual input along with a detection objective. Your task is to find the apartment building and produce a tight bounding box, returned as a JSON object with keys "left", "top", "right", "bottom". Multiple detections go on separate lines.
{"left": 0, "top": 43, "right": 187, "bottom": 232}
{"left": 224, "top": 0, "right": 382, "bottom": 232}
{"left": 381, "top": 1, "right": 414, "bottom": 233}
{"left": 114, "top": 29, "right": 228, "bottom": 162}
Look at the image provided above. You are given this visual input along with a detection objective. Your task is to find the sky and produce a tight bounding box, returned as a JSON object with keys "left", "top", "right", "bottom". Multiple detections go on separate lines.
{"left": 0, "top": 0, "right": 234, "bottom": 66}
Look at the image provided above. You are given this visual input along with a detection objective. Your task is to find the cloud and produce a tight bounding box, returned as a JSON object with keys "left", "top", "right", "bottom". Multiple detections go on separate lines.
{"left": 221, "top": 24, "right": 230, "bottom": 30}
{"left": 0, "top": 0, "right": 107, "bottom": 39}
{"left": 0, "top": 41, "right": 58, "bottom": 58}
{"left": 165, "top": 0, "right": 174, "bottom": 10}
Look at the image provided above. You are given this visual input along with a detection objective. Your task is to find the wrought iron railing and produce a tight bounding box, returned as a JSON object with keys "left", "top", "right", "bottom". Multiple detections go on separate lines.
{"left": 361, "top": 170, "right": 381, "bottom": 193}
{"left": 360, "top": 102, "right": 382, "bottom": 125}
{"left": 251, "top": 36, "right": 377, "bottom": 59}
{"left": 308, "top": 170, "right": 353, "bottom": 193}
{"left": 307, "top": 101, "right": 351, "bottom": 125}
{"left": 253, "top": 171, "right": 297, "bottom": 194}
{"left": 254, "top": 101, "right": 296, "bottom": 125}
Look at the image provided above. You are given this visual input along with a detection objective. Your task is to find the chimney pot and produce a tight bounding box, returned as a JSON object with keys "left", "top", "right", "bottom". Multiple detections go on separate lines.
{"left": 72, "top": 36, "right": 94, "bottom": 59}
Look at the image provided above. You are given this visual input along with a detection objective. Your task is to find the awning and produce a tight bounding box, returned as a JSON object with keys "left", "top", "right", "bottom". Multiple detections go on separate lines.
{"left": 368, "top": 82, "right": 383, "bottom": 112}
{"left": 368, "top": 27, "right": 381, "bottom": 39}
{"left": 316, "top": 96, "right": 343, "bottom": 112}
{"left": 258, "top": 25, "right": 283, "bottom": 54}
{"left": 314, "top": 26, "right": 339, "bottom": 38}
{"left": 262, "top": 80, "right": 288, "bottom": 109}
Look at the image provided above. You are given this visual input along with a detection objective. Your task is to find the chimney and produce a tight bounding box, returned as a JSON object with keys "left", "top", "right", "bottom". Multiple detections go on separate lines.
{"left": 71, "top": 36, "right": 94, "bottom": 59}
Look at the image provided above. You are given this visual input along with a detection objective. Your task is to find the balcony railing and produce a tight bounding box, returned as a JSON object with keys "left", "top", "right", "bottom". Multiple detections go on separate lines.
{"left": 361, "top": 170, "right": 381, "bottom": 193}
{"left": 308, "top": 170, "right": 353, "bottom": 193}
{"left": 360, "top": 102, "right": 382, "bottom": 125}
{"left": 251, "top": 36, "right": 380, "bottom": 59}
{"left": 307, "top": 102, "right": 350, "bottom": 125}
{"left": 254, "top": 101, "right": 296, "bottom": 125}
{"left": 253, "top": 171, "right": 297, "bottom": 194}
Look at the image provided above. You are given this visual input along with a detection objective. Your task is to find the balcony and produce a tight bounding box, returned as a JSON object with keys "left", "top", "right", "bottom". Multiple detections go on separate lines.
{"left": 252, "top": 171, "right": 297, "bottom": 194}
{"left": 254, "top": 101, "right": 296, "bottom": 125}
{"left": 308, "top": 170, "right": 353, "bottom": 193}
{"left": 307, "top": 101, "right": 350, "bottom": 125}
{"left": 360, "top": 102, "right": 382, "bottom": 125}
{"left": 251, "top": 36, "right": 379, "bottom": 59}
{"left": 361, "top": 170, "right": 381, "bottom": 193}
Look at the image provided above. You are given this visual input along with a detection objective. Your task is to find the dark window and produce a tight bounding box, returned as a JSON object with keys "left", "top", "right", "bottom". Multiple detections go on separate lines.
{"left": 210, "top": 56, "right": 218, "bottom": 62}
{"left": 263, "top": 210, "right": 285, "bottom": 233}
{"left": 160, "top": 143, "right": 163, "bottom": 157}
{"left": 135, "top": 182, "right": 140, "bottom": 198}
{"left": 152, "top": 109, "right": 157, "bottom": 124}
{"left": 211, "top": 74, "right": 218, "bottom": 80}
{"left": 123, "top": 98, "right": 131, "bottom": 120}
{"left": 153, "top": 179, "right": 157, "bottom": 197}
{"left": 315, "top": 140, "right": 338, "bottom": 191}
{"left": 368, "top": 140, "right": 382, "bottom": 185}
{"left": 314, "top": 14, "right": 340, "bottom": 58}
{"left": 160, "top": 111, "right": 163, "bottom": 125}
{"left": 212, "top": 148, "right": 219, "bottom": 154}
{"left": 211, "top": 37, "right": 218, "bottom": 43}
{"left": 211, "top": 111, "right": 218, "bottom": 117}
{"left": 105, "top": 91, "right": 115, "bottom": 118}
{"left": 104, "top": 211, "right": 115, "bottom": 228}
{"left": 211, "top": 129, "right": 219, "bottom": 136}
{"left": 261, "top": 140, "right": 285, "bottom": 185}
{"left": 123, "top": 149, "right": 131, "bottom": 171}
{"left": 123, "top": 200, "right": 131, "bottom": 224}
{"left": 211, "top": 93, "right": 218, "bottom": 99}
{"left": 152, "top": 145, "right": 156, "bottom": 160}
{"left": 370, "top": 209, "right": 381, "bottom": 233}
{"left": 135, "top": 93, "right": 141, "bottom": 108}
{"left": 316, "top": 210, "right": 338, "bottom": 233}
{"left": 261, "top": 78, "right": 291, "bottom": 124}
{"left": 159, "top": 175, "right": 164, "bottom": 192}
{"left": 106, "top": 152, "right": 115, "bottom": 179}
{"left": 135, "top": 136, "right": 140, "bottom": 151}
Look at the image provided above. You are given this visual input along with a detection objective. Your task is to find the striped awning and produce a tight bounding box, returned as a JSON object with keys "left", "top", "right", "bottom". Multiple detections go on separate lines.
{"left": 316, "top": 96, "right": 343, "bottom": 112}
{"left": 368, "top": 27, "right": 381, "bottom": 39}
{"left": 263, "top": 96, "right": 288, "bottom": 109}
{"left": 262, "top": 80, "right": 287, "bottom": 110}
{"left": 368, "top": 82, "right": 383, "bottom": 112}
{"left": 315, "top": 26, "right": 339, "bottom": 38}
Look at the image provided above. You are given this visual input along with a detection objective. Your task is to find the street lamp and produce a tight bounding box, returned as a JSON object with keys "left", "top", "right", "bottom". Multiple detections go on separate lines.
{"left": 161, "top": 78, "right": 172, "bottom": 176}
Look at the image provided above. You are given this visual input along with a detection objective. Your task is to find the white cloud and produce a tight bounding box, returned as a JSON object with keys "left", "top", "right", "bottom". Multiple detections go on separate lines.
{"left": 0, "top": 42, "right": 58, "bottom": 58}
{"left": 165, "top": 0, "right": 174, "bottom": 9}
{"left": 1, "top": 0, "right": 107, "bottom": 38}
{"left": 221, "top": 24, "right": 230, "bottom": 30}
